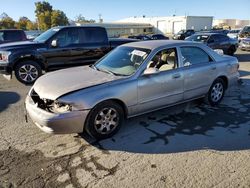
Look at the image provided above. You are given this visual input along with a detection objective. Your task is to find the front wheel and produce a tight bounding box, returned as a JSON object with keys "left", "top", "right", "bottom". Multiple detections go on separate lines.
{"left": 227, "top": 45, "right": 236, "bottom": 56}
{"left": 14, "top": 61, "right": 42, "bottom": 84}
{"left": 205, "top": 78, "right": 225, "bottom": 106}
{"left": 85, "top": 101, "right": 124, "bottom": 140}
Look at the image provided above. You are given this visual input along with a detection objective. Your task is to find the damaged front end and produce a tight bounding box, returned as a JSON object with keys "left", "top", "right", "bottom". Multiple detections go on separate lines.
{"left": 25, "top": 88, "right": 90, "bottom": 134}
{"left": 29, "top": 88, "right": 73, "bottom": 114}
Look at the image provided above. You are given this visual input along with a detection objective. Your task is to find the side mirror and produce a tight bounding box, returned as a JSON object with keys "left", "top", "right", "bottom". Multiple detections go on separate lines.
{"left": 143, "top": 67, "right": 159, "bottom": 75}
{"left": 184, "top": 62, "right": 192, "bottom": 67}
{"left": 51, "top": 39, "right": 57, "bottom": 47}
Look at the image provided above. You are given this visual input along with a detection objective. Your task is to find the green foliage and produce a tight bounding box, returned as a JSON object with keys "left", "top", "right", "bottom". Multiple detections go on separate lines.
{"left": 0, "top": 13, "right": 15, "bottom": 29}
{"left": 35, "top": 1, "right": 68, "bottom": 30}
{"left": 75, "top": 14, "right": 95, "bottom": 24}
{"left": 35, "top": 1, "right": 53, "bottom": 17}
{"left": 51, "top": 10, "right": 69, "bottom": 27}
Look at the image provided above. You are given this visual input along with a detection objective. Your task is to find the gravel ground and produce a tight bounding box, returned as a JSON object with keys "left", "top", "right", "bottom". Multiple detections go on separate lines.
{"left": 0, "top": 50, "right": 250, "bottom": 188}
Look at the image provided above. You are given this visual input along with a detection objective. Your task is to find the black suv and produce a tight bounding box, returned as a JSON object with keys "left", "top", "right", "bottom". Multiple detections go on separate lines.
{"left": 0, "top": 29, "right": 27, "bottom": 44}
{"left": 0, "top": 26, "right": 136, "bottom": 84}
{"left": 173, "top": 29, "right": 195, "bottom": 40}
{"left": 185, "top": 33, "right": 238, "bottom": 55}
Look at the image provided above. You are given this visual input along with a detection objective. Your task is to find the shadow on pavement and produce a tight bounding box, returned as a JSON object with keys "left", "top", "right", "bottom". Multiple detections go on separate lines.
{"left": 235, "top": 52, "right": 250, "bottom": 62}
{"left": 80, "top": 85, "right": 250, "bottom": 154}
{"left": 0, "top": 91, "right": 21, "bottom": 112}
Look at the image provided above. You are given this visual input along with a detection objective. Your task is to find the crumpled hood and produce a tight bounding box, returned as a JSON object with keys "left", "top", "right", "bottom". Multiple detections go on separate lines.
{"left": 33, "top": 66, "right": 119, "bottom": 100}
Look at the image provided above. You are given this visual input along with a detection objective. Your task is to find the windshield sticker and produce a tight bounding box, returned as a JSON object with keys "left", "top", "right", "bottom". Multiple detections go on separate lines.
{"left": 131, "top": 50, "right": 147, "bottom": 57}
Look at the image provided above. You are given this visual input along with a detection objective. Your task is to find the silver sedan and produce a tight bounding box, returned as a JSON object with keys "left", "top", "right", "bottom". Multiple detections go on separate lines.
{"left": 25, "top": 40, "right": 239, "bottom": 139}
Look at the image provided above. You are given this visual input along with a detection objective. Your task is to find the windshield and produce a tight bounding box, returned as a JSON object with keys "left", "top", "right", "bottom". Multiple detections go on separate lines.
{"left": 186, "top": 35, "right": 209, "bottom": 42}
{"left": 177, "top": 30, "right": 185, "bottom": 34}
{"left": 241, "top": 26, "right": 250, "bottom": 33}
{"left": 95, "top": 46, "right": 151, "bottom": 76}
{"left": 34, "top": 28, "right": 59, "bottom": 42}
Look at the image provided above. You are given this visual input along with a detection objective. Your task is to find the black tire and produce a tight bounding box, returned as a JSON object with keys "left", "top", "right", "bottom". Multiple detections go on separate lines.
{"left": 227, "top": 45, "right": 236, "bottom": 56}
{"left": 85, "top": 101, "right": 124, "bottom": 140}
{"left": 205, "top": 78, "right": 225, "bottom": 106}
{"left": 14, "top": 60, "right": 42, "bottom": 84}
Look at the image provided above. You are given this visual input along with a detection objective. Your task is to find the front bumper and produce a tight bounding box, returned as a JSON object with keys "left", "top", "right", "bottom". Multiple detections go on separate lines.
{"left": 0, "top": 64, "right": 12, "bottom": 75}
{"left": 25, "top": 96, "right": 90, "bottom": 134}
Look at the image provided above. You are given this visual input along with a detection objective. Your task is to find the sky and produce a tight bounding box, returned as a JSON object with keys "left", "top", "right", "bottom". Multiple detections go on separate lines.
{"left": 1, "top": 0, "right": 250, "bottom": 22}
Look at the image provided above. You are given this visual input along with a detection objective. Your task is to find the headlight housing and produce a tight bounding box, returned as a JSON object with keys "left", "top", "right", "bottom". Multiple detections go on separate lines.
{"left": 49, "top": 101, "right": 73, "bottom": 113}
{"left": 0, "top": 51, "right": 11, "bottom": 63}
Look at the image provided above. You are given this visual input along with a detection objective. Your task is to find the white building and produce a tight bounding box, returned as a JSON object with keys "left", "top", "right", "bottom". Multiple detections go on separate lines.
{"left": 76, "top": 22, "right": 153, "bottom": 37}
{"left": 115, "top": 16, "right": 213, "bottom": 34}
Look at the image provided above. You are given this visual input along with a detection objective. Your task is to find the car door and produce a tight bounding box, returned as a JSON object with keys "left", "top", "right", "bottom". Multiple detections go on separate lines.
{"left": 218, "top": 34, "right": 231, "bottom": 52}
{"left": 180, "top": 46, "right": 217, "bottom": 100}
{"left": 69, "top": 27, "right": 109, "bottom": 66}
{"left": 137, "top": 48, "right": 183, "bottom": 113}
{"left": 40, "top": 28, "right": 73, "bottom": 69}
{"left": 207, "top": 35, "right": 221, "bottom": 49}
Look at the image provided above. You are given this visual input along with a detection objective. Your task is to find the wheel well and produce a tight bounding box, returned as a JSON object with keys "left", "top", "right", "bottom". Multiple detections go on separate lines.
{"left": 13, "top": 57, "right": 45, "bottom": 70}
{"left": 102, "top": 99, "right": 128, "bottom": 118}
{"left": 217, "top": 76, "right": 228, "bottom": 89}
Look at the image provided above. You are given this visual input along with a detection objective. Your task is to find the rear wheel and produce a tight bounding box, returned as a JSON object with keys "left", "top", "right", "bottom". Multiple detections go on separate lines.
{"left": 85, "top": 101, "right": 124, "bottom": 140}
{"left": 14, "top": 61, "right": 42, "bottom": 84}
{"left": 205, "top": 78, "right": 225, "bottom": 106}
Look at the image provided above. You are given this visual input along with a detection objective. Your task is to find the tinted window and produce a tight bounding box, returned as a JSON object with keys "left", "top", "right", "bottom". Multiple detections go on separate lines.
{"left": 0, "top": 32, "right": 4, "bottom": 41}
{"left": 4, "top": 31, "right": 23, "bottom": 41}
{"left": 186, "top": 35, "right": 209, "bottom": 42}
{"left": 53, "top": 28, "right": 80, "bottom": 47}
{"left": 79, "top": 28, "right": 107, "bottom": 44}
{"left": 218, "top": 34, "right": 229, "bottom": 42}
{"left": 180, "top": 47, "right": 212, "bottom": 66}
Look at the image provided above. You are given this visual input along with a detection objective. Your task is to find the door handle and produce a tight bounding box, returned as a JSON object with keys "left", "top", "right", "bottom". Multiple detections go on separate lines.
{"left": 172, "top": 73, "right": 181, "bottom": 79}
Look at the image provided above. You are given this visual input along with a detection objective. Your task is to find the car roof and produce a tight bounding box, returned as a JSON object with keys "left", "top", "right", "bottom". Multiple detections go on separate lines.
{"left": 121, "top": 40, "right": 200, "bottom": 50}
{"left": 194, "top": 32, "right": 224, "bottom": 36}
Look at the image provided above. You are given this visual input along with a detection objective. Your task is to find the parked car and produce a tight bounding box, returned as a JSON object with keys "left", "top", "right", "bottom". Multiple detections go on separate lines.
{"left": 149, "top": 34, "right": 169, "bottom": 40}
{"left": 128, "top": 35, "right": 151, "bottom": 40}
{"left": 26, "top": 40, "right": 239, "bottom": 139}
{"left": 25, "top": 30, "right": 43, "bottom": 40}
{"left": 238, "top": 25, "right": 250, "bottom": 42}
{"left": 0, "top": 26, "right": 137, "bottom": 84}
{"left": 239, "top": 37, "right": 250, "bottom": 51}
{"left": 0, "top": 29, "right": 27, "bottom": 44}
{"left": 227, "top": 29, "right": 241, "bottom": 40}
{"left": 185, "top": 33, "right": 238, "bottom": 55}
{"left": 172, "top": 29, "right": 195, "bottom": 40}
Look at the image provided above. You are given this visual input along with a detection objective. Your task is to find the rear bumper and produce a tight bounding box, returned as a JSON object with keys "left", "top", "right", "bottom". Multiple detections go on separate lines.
{"left": 25, "top": 96, "right": 90, "bottom": 134}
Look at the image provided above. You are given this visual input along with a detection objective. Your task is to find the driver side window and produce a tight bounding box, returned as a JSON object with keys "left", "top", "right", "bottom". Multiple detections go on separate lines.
{"left": 147, "top": 48, "right": 178, "bottom": 72}
{"left": 52, "top": 29, "right": 80, "bottom": 47}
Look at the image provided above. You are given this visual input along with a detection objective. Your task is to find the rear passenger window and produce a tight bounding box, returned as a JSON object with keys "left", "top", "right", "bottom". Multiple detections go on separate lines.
{"left": 4, "top": 31, "right": 23, "bottom": 41}
{"left": 79, "top": 28, "right": 107, "bottom": 44}
{"left": 180, "top": 47, "right": 212, "bottom": 66}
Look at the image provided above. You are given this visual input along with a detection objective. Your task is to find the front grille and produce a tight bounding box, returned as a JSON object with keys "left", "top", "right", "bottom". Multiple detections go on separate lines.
{"left": 243, "top": 41, "right": 250, "bottom": 45}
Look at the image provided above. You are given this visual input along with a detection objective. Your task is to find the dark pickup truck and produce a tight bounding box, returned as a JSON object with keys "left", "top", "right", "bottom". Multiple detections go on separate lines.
{"left": 0, "top": 26, "right": 137, "bottom": 84}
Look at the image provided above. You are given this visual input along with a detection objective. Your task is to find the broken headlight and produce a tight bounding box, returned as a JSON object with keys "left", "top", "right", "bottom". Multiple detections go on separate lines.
{"left": 49, "top": 101, "right": 73, "bottom": 113}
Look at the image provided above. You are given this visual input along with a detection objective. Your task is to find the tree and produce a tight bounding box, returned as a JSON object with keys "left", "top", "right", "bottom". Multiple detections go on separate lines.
{"left": 0, "top": 13, "right": 15, "bottom": 29}
{"left": 35, "top": 1, "right": 69, "bottom": 30}
{"left": 35, "top": 1, "right": 52, "bottom": 17}
{"left": 16, "top": 17, "right": 29, "bottom": 30}
{"left": 51, "top": 10, "right": 68, "bottom": 27}
{"left": 75, "top": 14, "right": 95, "bottom": 24}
